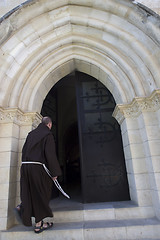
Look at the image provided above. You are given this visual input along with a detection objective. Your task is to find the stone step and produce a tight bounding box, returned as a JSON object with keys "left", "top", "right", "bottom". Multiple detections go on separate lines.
{"left": 1, "top": 218, "right": 160, "bottom": 240}
{"left": 50, "top": 198, "right": 155, "bottom": 223}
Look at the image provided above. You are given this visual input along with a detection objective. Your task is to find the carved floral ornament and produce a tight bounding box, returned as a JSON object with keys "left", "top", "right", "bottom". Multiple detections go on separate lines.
{"left": 113, "top": 90, "right": 160, "bottom": 124}
{"left": 0, "top": 107, "right": 42, "bottom": 126}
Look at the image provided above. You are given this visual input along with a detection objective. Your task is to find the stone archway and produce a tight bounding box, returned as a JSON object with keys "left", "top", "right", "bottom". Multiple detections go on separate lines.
{"left": 0, "top": 0, "right": 160, "bottom": 230}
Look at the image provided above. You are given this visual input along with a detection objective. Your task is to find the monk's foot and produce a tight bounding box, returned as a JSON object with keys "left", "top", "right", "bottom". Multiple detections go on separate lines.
{"left": 34, "top": 221, "right": 53, "bottom": 233}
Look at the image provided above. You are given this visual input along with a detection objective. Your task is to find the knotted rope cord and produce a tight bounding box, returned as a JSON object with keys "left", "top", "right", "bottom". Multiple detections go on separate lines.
{"left": 22, "top": 161, "right": 70, "bottom": 199}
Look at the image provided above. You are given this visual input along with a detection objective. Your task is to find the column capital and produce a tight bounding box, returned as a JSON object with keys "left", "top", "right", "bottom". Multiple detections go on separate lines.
{"left": 113, "top": 90, "right": 160, "bottom": 124}
{"left": 0, "top": 107, "right": 42, "bottom": 127}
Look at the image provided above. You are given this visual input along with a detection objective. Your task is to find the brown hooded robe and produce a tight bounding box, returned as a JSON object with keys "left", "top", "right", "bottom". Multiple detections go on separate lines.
{"left": 20, "top": 123, "right": 62, "bottom": 226}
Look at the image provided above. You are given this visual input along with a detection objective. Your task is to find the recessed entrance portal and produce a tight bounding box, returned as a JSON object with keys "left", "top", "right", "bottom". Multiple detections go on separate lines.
{"left": 41, "top": 71, "right": 130, "bottom": 203}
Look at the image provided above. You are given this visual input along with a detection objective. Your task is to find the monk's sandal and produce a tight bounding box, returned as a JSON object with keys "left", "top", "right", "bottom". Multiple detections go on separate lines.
{"left": 34, "top": 220, "right": 53, "bottom": 234}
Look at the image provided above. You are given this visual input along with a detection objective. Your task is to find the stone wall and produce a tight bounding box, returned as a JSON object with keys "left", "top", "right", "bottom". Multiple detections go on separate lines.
{"left": 0, "top": 0, "right": 160, "bottom": 18}
{"left": 0, "top": 0, "right": 160, "bottom": 231}
{"left": 0, "top": 108, "right": 41, "bottom": 229}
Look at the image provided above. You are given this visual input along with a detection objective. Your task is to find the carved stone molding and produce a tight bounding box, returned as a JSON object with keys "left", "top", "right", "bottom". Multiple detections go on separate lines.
{"left": 113, "top": 90, "right": 160, "bottom": 124}
{"left": 0, "top": 107, "right": 42, "bottom": 126}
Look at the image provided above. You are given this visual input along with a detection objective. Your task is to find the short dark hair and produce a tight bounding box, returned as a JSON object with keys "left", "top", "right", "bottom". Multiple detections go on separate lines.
{"left": 42, "top": 116, "right": 52, "bottom": 125}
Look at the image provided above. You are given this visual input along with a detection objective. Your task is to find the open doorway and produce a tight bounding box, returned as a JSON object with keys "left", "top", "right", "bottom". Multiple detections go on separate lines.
{"left": 41, "top": 73, "right": 82, "bottom": 201}
{"left": 41, "top": 71, "right": 130, "bottom": 203}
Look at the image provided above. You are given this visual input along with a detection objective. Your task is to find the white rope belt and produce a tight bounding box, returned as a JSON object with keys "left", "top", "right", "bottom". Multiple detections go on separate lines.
{"left": 22, "top": 161, "right": 70, "bottom": 199}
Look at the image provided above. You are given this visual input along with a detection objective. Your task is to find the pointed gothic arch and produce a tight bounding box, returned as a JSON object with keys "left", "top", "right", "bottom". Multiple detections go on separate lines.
{"left": 0, "top": 0, "right": 160, "bottom": 230}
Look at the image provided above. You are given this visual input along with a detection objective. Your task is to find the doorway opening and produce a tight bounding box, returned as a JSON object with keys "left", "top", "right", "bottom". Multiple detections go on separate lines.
{"left": 41, "top": 71, "right": 130, "bottom": 203}
{"left": 41, "top": 73, "right": 82, "bottom": 201}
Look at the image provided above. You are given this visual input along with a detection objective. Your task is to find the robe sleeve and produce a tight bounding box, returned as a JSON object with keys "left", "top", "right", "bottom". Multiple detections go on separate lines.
{"left": 44, "top": 134, "right": 62, "bottom": 177}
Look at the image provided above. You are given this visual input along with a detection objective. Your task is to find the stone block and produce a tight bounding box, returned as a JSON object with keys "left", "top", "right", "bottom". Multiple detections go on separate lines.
{"left": 8, "top": 182, "right": 17, "bottom": 200}
{"left": 126, "top": 223, "right": 160, "bottom": 239}
{"left": 127, "top": 173, "right": 136, "bottom": 190}
{"left": 6, "top": 60, "right": 21, "bottom": 79}
{"left": 122, "top": 118, "right": 139, "bottom": 131}
{"left": 11, "top": 152, "right": 19, "bottom": 167}
{"left": 49, "top": 5, "right": 69, "bottom": 21}
{"left": 123, "top": 145, "right": 132, "bottom": 160}
{"left": 54, "top": 24, "right": 72, "bottom": 37}
{"left": 0, "top": 217, "right": 7, "bottom": 231}
{"left": 45, "top": 224, "right": 83, "bottom": 240}
{"left": 139, "top": 126, "right": 148, "bottom": 141}
{"left": 12, "top": 124, "right": 20, "bottom": 139}
{"left": 45, "top": 0, "right": 69, "bottom": 10}
{"left": 130, "top": 143, "right": 146, "bottom": 159}
{"left": 10, "top": 41, "right": 25, "bottom": 60}
{"left": 16, "top": 181, "right": 20, "bottom": 199}
{"left": 132, "top": 158, "right": 147, "bottom": 174}
{"left": 148, "top": 139, "right": 160, "bottom": 156}
{"left": 20, "top": 126, "right": 32, "bottom": 139}
{"left": 84, "top": 208, "right": 115, "bottom": 221}
{"left": 1, "top": 35, "right": 21, "bottom": 53}
{"left": 22, "top": 29, "right": 39, "bottom": 46}
{"left": 69, "top": 5, "right": 91, "bottom": 19}
{"left": 14, "top": 47, "right": 29, "bottom": 65}
{"left": 11, "top": 138, "right": 19, "bottom": 153}
{"left": 69, "top": 0, "right": 92, "bottom": 7}
{"left": 30, "top": 94, "right": 44, "bottom": 113}
{"left": 7, "top": 214, "right": 16, "bottom": 230}
{"left": 129, "top": 187, "right": 138, "bottom": 203}
{"left": 52, "top": 15, "right": 70, "bottom": 30}
{"left": 152, "top": 156, "right": 160, "bottom": 172}
{"left": 125, "top": 159, "right": 133, "bottom": 174}
{"left": 139, "top": 206, "right": 155, "bottom": 218}
{"left": 30, "top": 13, "right": 52, "bottom": 31}
{"left": 0, "top": 183, "right": 9, "bottom": 199}
{"left": 142, "top": 111, "right": 159, "bottom": 126}
{"left": 150, "top": 189, "right": 160, "bottom": 210}
{"left": 128, "top": 129, "right": 143, "bottom": 144}
{"left": 27, "top": 37, "right": 42, "bottom": 55}
{"left": 18, "top": 140, "right": 25, "bottom": 153}
{"left": 0, "top": 199, "right": 8, "bottom": 218}
{"left": 90, "top": 64, "right": 100, "bottom": 81}
{"left": 145, "top": 125, "right": 160, "bottom": 140}
{"left": 76, "top": 61, "right": 90, "bottom": 75}
{"left": 0, "top": 167, "right": 10, "bottom": 184}
{"left": 15, "top": 23, "right": 36, "bottom": 42}
{"left": 134, "top": 173, "right": 150, "bottom": 190}
{"left": 154, "top": 206, "right": 160, "bottom": 220}
{"left": 0, "top": 138, "right": 12, "bottom": 152}
{"left": 115, "top": 206, "right": 155, "bottom": 220}
{"left": 40, "top": 30, "right": 57, "bottom": 44}
{"left": 136, "top": 189, "right": 153, "bottom": 206}
{"left": 54, "top": 210, "right": 83, "bottom": 223}
{"left": 153, "top": 173, "right": 160, "bottom": 191}
{"left": 120, "top": 121, "right": 128, "bottom": 135}
{"left": 1, "top": 227, "right": 43, "bottom": 239}
{"left": 126, "top": 158, "right": 147, "bottom": 174}
{"left": 0, "top": 124, "right": 13, "bottom": 137}
{"left": 0, "top": 152, "right": 11, "bottom": 167}
{"left": 121, "top": 131, "right": 129, "bottom": 148}
{"left": 84, "top": 227, "right": 116, "bottom": 240}
{"left": 8, "top": 198, "right": 17, "bottom": 220}
{"left": 9, "top": 166, "right": 17, "bottom": 183}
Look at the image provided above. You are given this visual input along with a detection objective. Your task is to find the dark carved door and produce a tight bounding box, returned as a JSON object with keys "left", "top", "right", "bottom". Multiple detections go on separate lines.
{"left": 76, "top": 72, "right": 130, "bottom": 203}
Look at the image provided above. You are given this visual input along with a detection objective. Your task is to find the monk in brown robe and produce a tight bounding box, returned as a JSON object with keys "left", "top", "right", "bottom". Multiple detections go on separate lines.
{"left": 15, "top": 116, "right": 62, "bottom": 233}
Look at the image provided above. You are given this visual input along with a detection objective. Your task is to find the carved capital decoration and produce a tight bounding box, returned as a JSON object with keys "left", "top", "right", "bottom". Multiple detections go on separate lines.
{"left": 113, "top": 90, "right": 160, "bottom": 124}
{"left": 0, "top": 107, "right": 42, "bottom": 127}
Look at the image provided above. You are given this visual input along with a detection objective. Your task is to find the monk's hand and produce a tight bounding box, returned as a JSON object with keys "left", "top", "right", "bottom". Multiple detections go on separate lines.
{"left": 52, "top": 176, "right": 57, "bottom": 181}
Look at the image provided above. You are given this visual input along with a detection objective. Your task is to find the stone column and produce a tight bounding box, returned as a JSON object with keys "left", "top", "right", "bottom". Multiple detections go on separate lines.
{"left": 0, "top": 108, "right": 41, "bottom": 230}
{"left": 113, "top": 90, "right": 160, "bottom": 219}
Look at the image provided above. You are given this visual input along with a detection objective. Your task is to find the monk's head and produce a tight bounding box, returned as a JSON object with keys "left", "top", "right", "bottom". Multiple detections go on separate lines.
{"left": 42, "top": 116, "right": 52, "bottom": 129}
